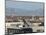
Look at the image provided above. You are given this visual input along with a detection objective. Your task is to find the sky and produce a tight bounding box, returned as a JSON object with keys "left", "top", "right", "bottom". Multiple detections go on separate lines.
{"left": 5, "top": 0, "right": 44, "bottom": 16}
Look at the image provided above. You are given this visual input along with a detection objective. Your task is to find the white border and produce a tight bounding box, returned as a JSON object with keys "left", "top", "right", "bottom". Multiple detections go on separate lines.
{"left": 0, "top": 0, "right": 5, "bottom": 35}
{"left": 0, "top": 0, "right": 46, "bottom": 35}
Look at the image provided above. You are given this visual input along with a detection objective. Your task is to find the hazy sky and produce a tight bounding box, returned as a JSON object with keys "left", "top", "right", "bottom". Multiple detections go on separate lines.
{"left": 5, "top": 0, "right": 44, "bottom": 16}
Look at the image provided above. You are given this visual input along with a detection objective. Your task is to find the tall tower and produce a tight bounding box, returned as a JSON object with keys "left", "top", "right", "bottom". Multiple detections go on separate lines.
{"left": 32, "top": 15, "right": 35, "bottom": 20}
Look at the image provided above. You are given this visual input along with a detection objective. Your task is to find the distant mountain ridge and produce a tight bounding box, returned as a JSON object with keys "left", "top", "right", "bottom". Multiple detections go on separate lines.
{"left": 5, "top": 8, "right": 44, "bottom": 16}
